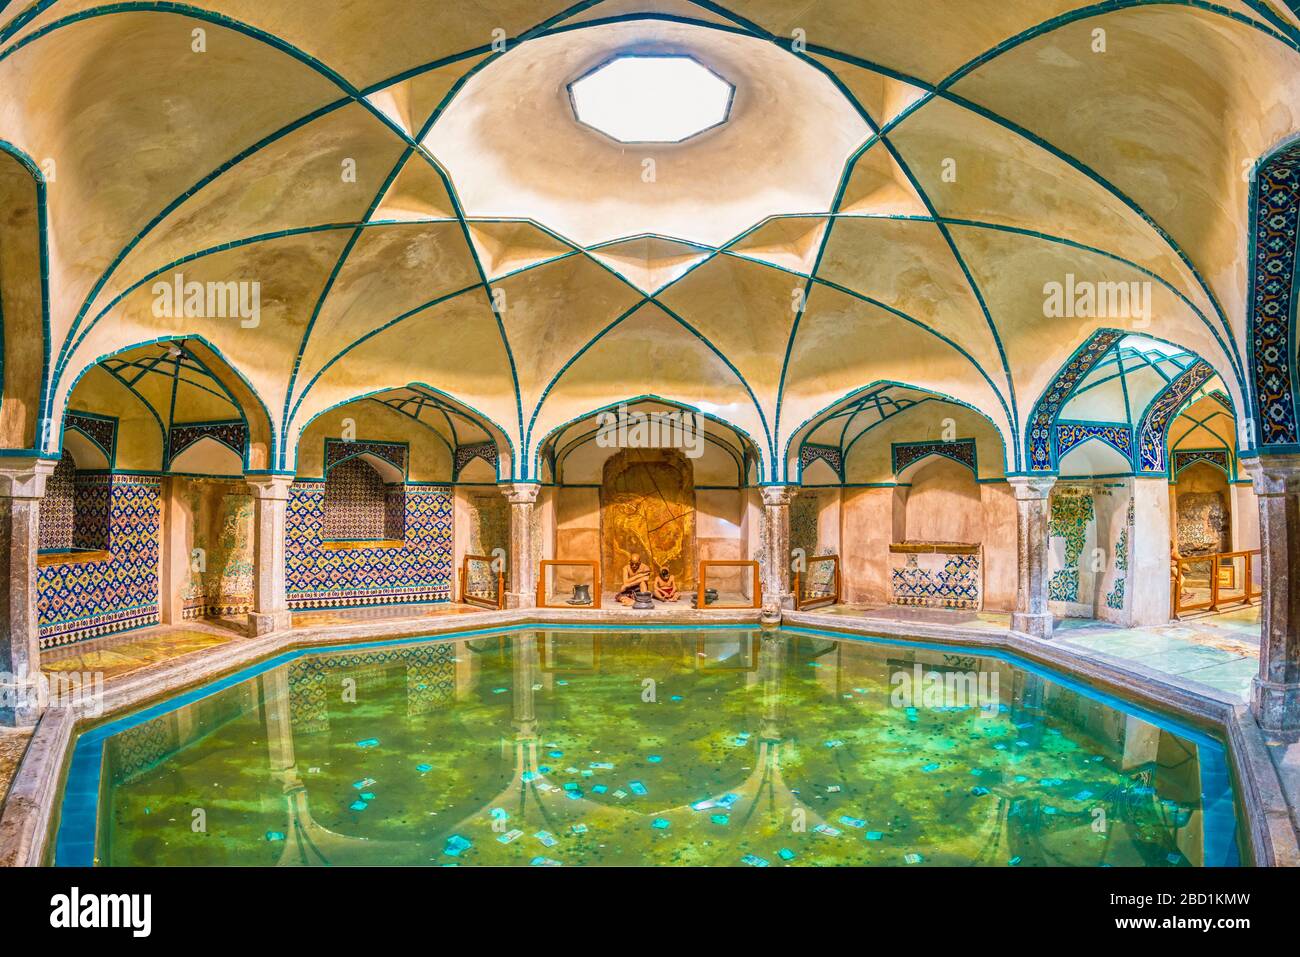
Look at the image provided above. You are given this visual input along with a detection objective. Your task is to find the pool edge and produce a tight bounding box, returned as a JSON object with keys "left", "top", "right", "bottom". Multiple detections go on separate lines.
{"left": 4, "top": 606, "right": 1296, "bottom": 868}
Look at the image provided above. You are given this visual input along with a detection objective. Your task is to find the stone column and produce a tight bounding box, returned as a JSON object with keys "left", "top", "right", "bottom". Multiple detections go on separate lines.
{"left": 1127, "top": 477, "right": 1172, "bottom": 626}
{"left": 761, "top": 485, "right": 796, "bottom": 615}
{"left": 1245, "top": 456, "right": 1300, "bottom": 732}
{"left": 1008, "top": 476, "right": 1056, "bottom": 639}
{"left": 503, "top": 482, "right": 540, "bottom": 609}
{"left": 246, "top": 476, "right": 293, "bottom": 636}
{"left": 0, "top": 458, "right": 55, "bottom": 726}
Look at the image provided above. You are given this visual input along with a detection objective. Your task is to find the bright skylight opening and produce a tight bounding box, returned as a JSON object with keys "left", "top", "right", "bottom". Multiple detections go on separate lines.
{"left": 569, "top": 56, "right": 734, "bottom": 144}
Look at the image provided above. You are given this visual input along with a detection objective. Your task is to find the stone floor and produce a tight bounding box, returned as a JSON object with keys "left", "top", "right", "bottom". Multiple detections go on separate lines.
{"left": 1054, "top": 605, "right": 1261, "bottom": 702}
{"left": 809, "top": 601, "right": 1262, "bottom": 702}
{"left": 36, "top": 604, "right": 487, "bottom": 684}
{"left": 34, "top": 600, "right": 1265, "bottom": 700}
{"left": 41, "top": 623, "right": 240, "bottom": 682}
{"left": 8, "top": 597, "right": 1295, "bottom": 864}
{"left": 0, "top": 728, "right": 32, "bottom": 805}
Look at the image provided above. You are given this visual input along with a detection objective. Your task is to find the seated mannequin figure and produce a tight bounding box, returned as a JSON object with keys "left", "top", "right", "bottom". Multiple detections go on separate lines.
{"left": 616, "top": 552, "right": 652, "bottom": 605}
{"left": 653, "top": 567, "right": 679, "bottom": 602}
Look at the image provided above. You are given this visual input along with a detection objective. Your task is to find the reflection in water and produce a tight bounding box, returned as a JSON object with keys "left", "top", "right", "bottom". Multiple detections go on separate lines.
{"left": 85, "top": 629, "right": 1241, "bottom": 866}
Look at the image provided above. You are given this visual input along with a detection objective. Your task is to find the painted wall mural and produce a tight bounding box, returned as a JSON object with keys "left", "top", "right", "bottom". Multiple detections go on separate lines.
{"left": 285, "top": 482, "right": 453, "bottom": 608}
{"left": 1176, "top": 492, "right": 1229, "bottom": 556}
{"left": 182, "top": 481, "right": 254, "bottom": 620}
{"left": 37, "top": 474, "right": 162, "bottom": 648}
{"left": 600, "top": 448, "right": 695, "bottom": 589}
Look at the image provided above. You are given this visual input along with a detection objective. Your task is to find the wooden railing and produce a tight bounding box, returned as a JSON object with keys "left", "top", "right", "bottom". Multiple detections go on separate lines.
{"left": 459, "top": 554, "right": 504, "bottom": 610}
{"left": 1171, "top": 548, "right": 1261, "bottom": 618}
{"left": 697, "top": 560, "right": 762, "bottom": 609}
{"left": 537, "top": 559, "right": 602, "bottom": 609}
{"left": 794, "top": 555, "right": 840, "bottom": 610}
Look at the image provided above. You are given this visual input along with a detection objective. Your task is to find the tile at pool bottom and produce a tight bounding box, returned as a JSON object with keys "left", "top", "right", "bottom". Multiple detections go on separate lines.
{"left": 62, "top": 627, "right": 1244, "bottom": 867}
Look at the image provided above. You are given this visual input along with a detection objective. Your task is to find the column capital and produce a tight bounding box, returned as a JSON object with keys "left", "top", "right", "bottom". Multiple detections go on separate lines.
{"left": 0, "top": 457, "right": 57, "bottom": 500}
{"left": 1007, "top": 475, "right": 1056, "bottom": 501}
{"left": 501, "top": 482, "right": 541, "bottom": 505}
{"left": 760, "top": 484, "right": 797, "bottom": 507}
{"left": 1242, "top": 454, "right": 1300, "bottom": 496}
{"left": 245, "top": 474, "right": 294, "bottom": 501}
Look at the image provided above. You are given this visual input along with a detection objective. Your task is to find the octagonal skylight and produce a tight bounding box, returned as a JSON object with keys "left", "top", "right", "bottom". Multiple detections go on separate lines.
{"left": 568, "top": 55, "right": 734, "bottom": 144}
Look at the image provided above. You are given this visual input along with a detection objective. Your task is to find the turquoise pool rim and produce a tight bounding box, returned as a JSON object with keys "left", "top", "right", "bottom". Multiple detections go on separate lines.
{"left": 51, "top": 621, "right": 1246, "bottom": 867}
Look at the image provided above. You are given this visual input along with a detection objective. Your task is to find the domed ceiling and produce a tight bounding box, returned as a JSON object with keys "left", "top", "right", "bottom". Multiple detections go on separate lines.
{"left": 1, "top": 0, "right": 1297, "bottom": 480}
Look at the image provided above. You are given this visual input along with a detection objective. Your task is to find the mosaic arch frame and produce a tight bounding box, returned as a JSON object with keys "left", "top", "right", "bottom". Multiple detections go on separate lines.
{"left": 291, "top": 383, "right": 516, "bottom": 482}
{"left": 1025, "top": 329, "right": 1239, "bottom": 475}
{"left": 372, "top": 387, "right": 507, "bottom": 484}
{"left": 1247, "top": 133, "right": 1300, "bottom": 454}
{"left": 891, "top": 438, "right": 978, "bottom": 479}
{"left": 1134, "top": 360, "right": 1218, "bottom": 475}
{"left": 528, "top": 393, "right": 764, "bottom": 486}
{"left": 782, "top": 380, "right": 1011, "bottom": 485}
{"left": 1053, "top": 421, "right": 1133, "bottom": 465}
{"left": 1171, "top": 448, "right": 1233, "bottom": 481}
{"left": 323, "top": 438, "right": 409, "bottom": 483}
{"left": 55, "top": 335, "right": 277, "bottom": 474}
{"left": 63, "top": 410, "right": 118, "bottom": 469}
{"left": 166, "top": 420, "right": 248, "bottom": 470}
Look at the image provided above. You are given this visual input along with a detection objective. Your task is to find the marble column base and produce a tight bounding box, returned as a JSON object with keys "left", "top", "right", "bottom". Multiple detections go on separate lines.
{"left": 247, "top": 609, "right": 293, "bottom": 636}
{"left": 505, "top": 591, "right": 534, "bottom": 610}
{"left": 1253, "top": 676, "right": 1300, "bottom": 733}
{"left": 1011, "top": 611, "right": 1054, "bottom": 639}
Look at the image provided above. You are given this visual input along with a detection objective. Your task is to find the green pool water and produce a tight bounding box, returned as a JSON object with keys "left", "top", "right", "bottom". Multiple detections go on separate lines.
{"left": 62, "top": 627, "right": 1244, "bottom": 866}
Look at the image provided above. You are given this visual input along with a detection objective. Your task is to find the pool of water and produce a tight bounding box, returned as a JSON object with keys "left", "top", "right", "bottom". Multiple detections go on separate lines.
{"left": 55, "top": 625, "right": 1245, "bottom": 866}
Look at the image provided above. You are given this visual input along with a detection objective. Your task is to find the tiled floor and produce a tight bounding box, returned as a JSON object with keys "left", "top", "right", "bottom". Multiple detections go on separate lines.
{"left": 290, "top": 602, "right": 482, "bottom": 627}
{"left": 813, "top": 601, "right": 1010, "bottom": 633}
{"left": 803, "top": 601, "right": 1262, "bottom": 701}
{"left": 1054, "top": 606, "right": 1260, "bottom": 701}
{"left": 41, "top": 625, "right": 238, "bottom": 682}
{"left": 36, "top": 604, "right": 489, "bottom": 683}
{"left": 33, "top": 601, "right": 1264, "bottom": 705}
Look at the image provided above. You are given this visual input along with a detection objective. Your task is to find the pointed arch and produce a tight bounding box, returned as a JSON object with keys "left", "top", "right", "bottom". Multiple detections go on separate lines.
{"left": 291, "top": 383, "right": 515, "bottom": 481}
{"left": 782, "top": 380, "right": 1011, "bottom": 484}
{"left": 56, "top": 335, "right": 277, "bottom": 472}
{"left": 0, "top": 140, "right": 50, "bottom": 451}
{"left": 1247, "top": 133, "right": 1300, "bottom": 454}
{"left": 530, "top": 394, "right": 762, "bottom": 486}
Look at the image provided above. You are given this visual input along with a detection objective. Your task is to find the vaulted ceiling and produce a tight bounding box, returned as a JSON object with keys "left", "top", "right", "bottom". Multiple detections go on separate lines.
{"left": 1, "top": 0, "right": 1297, "bottom": 479}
